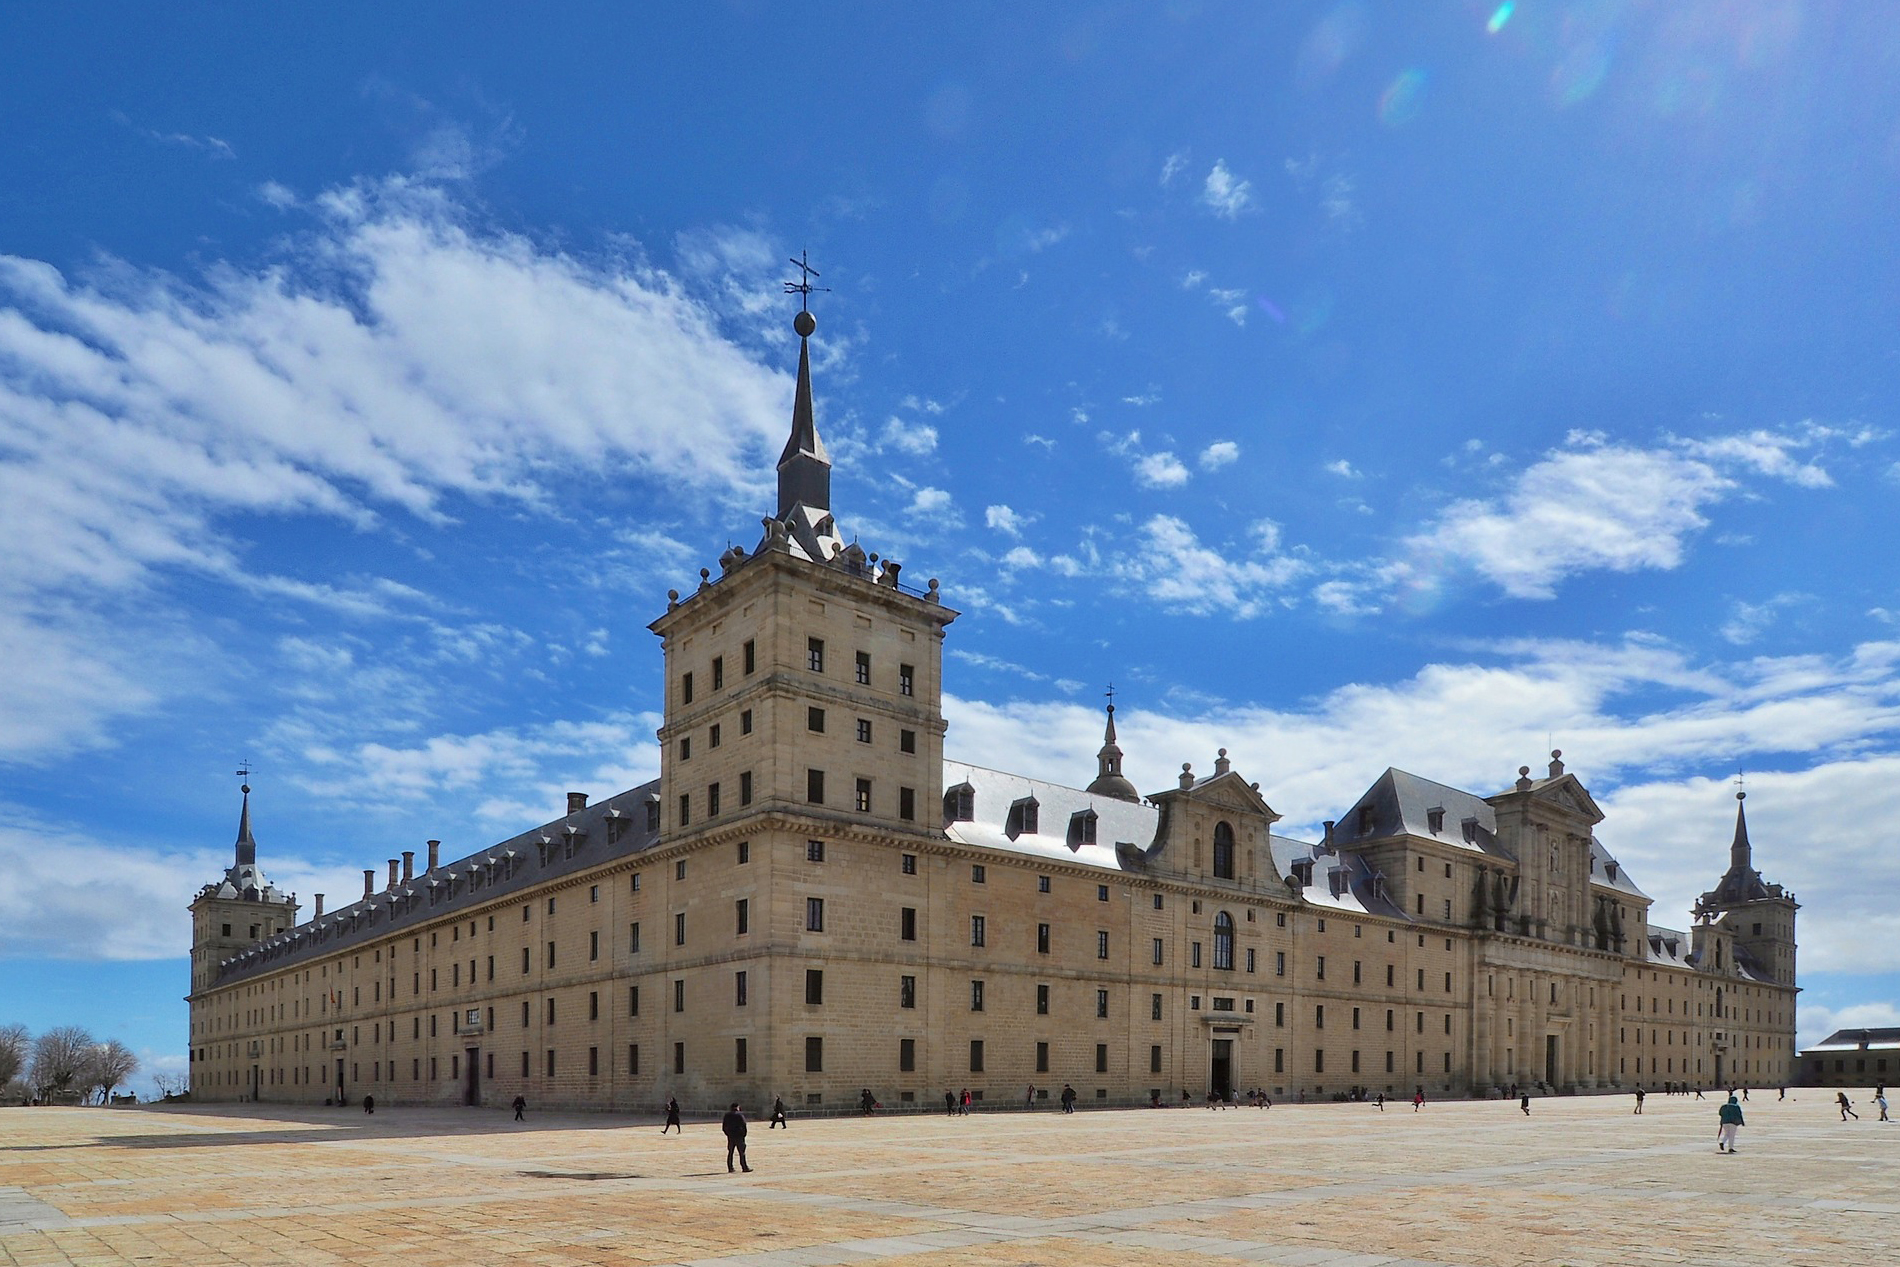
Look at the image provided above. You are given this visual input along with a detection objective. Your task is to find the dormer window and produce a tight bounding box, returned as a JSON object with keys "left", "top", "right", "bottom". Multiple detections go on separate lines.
{"left": 1068, "top": 809, "right": 1098, "bottom": 848}
{"left": 1605, "top": 862, "right": 1618, "bottom": 881}
{"left": 644, "top": 797, "right": 661, "bottom": 832}
{"left": 1357, "top": 805, "right": 1375, "bottom": 836}
{"left": 1291, "top": 859, "right": 1314, "bottom": 888}
{"left": 1426, "top": 807, "right": 1445, "bottom": 835}
{"left": 1006, "top": 796, "right": 1040, "bottom": 839}
{"left": 1461, "top": 817, "right": 1478, "bottom": 845}
{"left": 944, "top": 782, "right": 975, "bottom": 823}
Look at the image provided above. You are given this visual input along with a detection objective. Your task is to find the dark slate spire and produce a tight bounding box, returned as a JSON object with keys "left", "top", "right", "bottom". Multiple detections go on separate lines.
{"left": 1730, "top": 790, "right": 1752, "bottom": 876}
{"left": 1086, "top": 701, "right": 1140, "bottom": 803}
{"left": 234, "top": 783, "right": 256, "bottom": 868}
{"left": 776, "top": 257, "right": 831, "bottom": 519}
{"left": 1698, "top": 790, "right": 1771, "bottom": 911}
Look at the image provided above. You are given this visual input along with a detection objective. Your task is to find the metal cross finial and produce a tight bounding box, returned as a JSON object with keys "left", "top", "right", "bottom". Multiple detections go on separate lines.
{"left": 1105, "top": 682, "right": 1116, "bottom": 708}
{"left": 235, "top": 760, "right": 253, "bottom": 793}
{"left": 784, "top": 250, "right": 829, "bottom": 313}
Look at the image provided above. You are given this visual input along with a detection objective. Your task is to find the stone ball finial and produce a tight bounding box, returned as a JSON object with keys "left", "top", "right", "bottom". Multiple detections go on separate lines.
{"left": 1551, "top": 749, "right": 1562, "bottom": 760}
{"left": 793, "top": 310, "right": 816, "bottom": 338}
{"left": 1519, "top": 766, "right": 1531, "bottom": 777}
{"left": 1218, "top": 747, "right": 1228, "bottom": 758}
{"left": 1737, "top": 790, "right": 1746, "bottom": 801}
{"left": 700, "top": 568, "right": 711, "bottom": 581}
{"left": 241, "top": 784, "right": 251, "bottom": 795}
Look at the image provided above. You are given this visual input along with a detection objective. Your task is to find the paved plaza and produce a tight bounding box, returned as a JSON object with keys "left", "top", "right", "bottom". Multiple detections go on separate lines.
{"left": 1, "top": 1093, "right": 1895, "bottom": 1266}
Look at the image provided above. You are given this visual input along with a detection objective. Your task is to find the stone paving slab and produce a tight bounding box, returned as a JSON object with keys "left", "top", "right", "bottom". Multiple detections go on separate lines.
{"left": 0, "top": 1095, "right": 1895, "bottom": 1265}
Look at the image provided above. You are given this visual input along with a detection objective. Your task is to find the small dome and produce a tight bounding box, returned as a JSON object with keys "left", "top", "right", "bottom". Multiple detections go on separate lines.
{"left": 1086, "top": 772, "right": 1140, "bottom": 802}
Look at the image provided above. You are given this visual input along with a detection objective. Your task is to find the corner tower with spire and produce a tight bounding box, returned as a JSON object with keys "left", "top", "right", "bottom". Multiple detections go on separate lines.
{"left": 188, "top": 779, "right": 299, "bottom": 999}
{"left": 1694, "top": 789, "right": 1798, "bottom": 988}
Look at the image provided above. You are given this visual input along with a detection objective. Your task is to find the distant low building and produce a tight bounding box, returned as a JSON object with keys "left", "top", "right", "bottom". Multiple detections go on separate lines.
{"left": 1797, "top": 1028, "right": 1900, "bottom": 1087}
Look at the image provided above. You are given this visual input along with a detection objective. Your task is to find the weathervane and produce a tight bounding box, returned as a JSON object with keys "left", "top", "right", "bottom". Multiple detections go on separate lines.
{"left": 235, "top": 760, "right": 253, "bottom": 794}
{"left": 784, "top": 249, "right": 829, "bottom": 318}
{"left": 1105, "top": 682, "right": 1116, "bottom": 709}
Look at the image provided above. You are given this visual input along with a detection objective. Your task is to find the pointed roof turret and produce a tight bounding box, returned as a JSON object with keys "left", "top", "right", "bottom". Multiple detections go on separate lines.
{"left": 776, "top": 314, "right": 831, "bottom": 517}
{"left": 235, "top": 782, "right": 256, "bottom": 868}
{"left": 1086, "top": 701, "right": 1141, "bottom": 803}
{"left": 1697, "top": 790, "right": 1772, "bottom": 911}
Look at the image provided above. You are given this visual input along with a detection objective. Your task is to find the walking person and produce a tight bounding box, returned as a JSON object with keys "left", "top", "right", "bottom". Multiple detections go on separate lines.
{"left": 859, "top": 1087, "right": 877, "bottom": 1116}
{"left": 959, "top": 1088, "right": 971, "bottom": 1115}
{"left": 1634, "top": 1085, "right": 1645, "bottom": 1115}
{"left": 1838, "top": 1091, "right": 1859, "bottom": 1121}
{"left": 662, "top": 1095, "right": 682, "bottom": 1134}
{"left": 512, "top": 1094, "right": 526, "bottom": 1121}
{"left": 1876, "top": 1091, "right": 1890, "bottom": 1123}
{"left": 1413, "top": 1086, "right": 1426, "bottom": 1112}
{"left": 769, "top": 1096, "right": 788, "bottom": 1129}
{"left": 362, "top": 1094, "right": 375, "bottom": 1115}
{"left": 1520, "top": 1091, "right": 1531, "bottom": 1116}
{"left": 1375, "top": 1092, "right": 1385, "bottom": 1112}
{"left": 1717, "top": 1093, "right": 1744, "bottom": 1152}
{"left": 945, "top": 1090, "right": 956, "bottom": 1116}
{"left": 722, "top": 1102, "right": 751, "bottom": 1173}
{"left": 1060, "top": 1083, "right": 1076, "bottom": 1114}
{"left": 1026, "top": 1083, "right": 1036, "bottom": 1109}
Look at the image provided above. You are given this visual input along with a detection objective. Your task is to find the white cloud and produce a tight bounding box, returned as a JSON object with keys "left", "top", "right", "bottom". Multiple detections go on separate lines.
{"left": 905, "top": 486, "right": 958, "bottom": 521}
{"left": 1023, "top": 433, "right": 1056, "bottom": 451}
{"left": 986, "top": 504, "right": 1033, "bottom": 537}
{"left": 1181, "top": 270, "right": 1208, "bottom": 290}
{"left": 257, "top": 181, "right": 298, "bottom": 209}
{"left": 1160, "top": 151, "right": 1189, "bottom": 187}
{"left": 1109, "top": 515, "right": 1307, "bottom": 617}
{"left": 1134, "top": 452, "right": 1191, "bottom": 489}
{"left": 880, "top": 416, "right": 939, "bottom": 455}
{"left": 1720, "top": 594, "right": 1807, "bottom": 645}
{"left": 0, "top": 180, "right": 795, "bottom": 761}
{"left": 1201, "top": 160, "right": 1255, "bottom": 219}
{"left": 1680, "top": 429, "right": 1832, "bottom": 489}
{"left": 1000, "top": 546, "right": 1040, "bottom": 570}
{"left": 1324, "top": 459, "right": 1361, "bottom": 479}
{"left": 1200, "top": 441, "right": 1240, "bottom": 470}
{"left": 1122, "top": 391, "right": 1161, "bottom": 407}
{"left": 1022, "top": 224, "right": 1070, "bottom": 253}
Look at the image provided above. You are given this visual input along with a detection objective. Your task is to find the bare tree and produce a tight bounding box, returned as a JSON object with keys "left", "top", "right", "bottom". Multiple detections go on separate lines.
{"left": 0, "top": 1023, "right": 27, "bottom": 1088}
{"left": 88, "top": 1040, "right": 139, "bottom": 1102}
{"left": 150, "top": 1070, "right": 186, "bottom": 1099}
{"left": 29, "top": 1026, "right": 94, "bottom": 1097}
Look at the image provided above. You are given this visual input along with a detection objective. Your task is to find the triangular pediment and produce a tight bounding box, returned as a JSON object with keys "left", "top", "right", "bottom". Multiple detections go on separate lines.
{"left": 1532, "top": 774, "right": 1605, "bottom": 825}
{"left": 1150, "top": 769, "right": 1281, "bottom": 824}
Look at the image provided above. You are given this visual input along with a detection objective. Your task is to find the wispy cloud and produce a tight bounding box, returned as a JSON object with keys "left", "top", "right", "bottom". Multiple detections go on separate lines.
{"left": 1201, "top": 160, "right": 1255, "bottom": 219}
{"left": 1160, "top": 150, "right": 1189, "bottom": 187}
{"left": 1200, "top": 441, "right": 1240, "bottom": 470}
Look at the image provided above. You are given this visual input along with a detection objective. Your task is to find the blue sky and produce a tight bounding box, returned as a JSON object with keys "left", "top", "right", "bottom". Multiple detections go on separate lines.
{"left": 3, "top": 3, "right": 1898, "bottom": 1096}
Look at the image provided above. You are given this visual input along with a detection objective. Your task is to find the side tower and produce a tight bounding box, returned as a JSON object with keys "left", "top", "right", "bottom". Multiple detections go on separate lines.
{"left": 1694, "top": 791, "right": 1798, "bottom": 988}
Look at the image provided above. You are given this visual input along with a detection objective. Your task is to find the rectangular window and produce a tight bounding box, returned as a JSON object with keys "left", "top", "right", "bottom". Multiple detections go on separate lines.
{"left": 1246, "top": 948, "right": 1256, "bottom": 974}
{"left": 678, "top": 793, "right": 689, "bottom": 826}
{"left": 1151, "top": 1045, "right": 1162, "bottom": 1074}
{"left": 855, "top": 778, "right": 872, "bottom": 813}
{"left": 1097, "top": 884, "right": 1109, "bottom": 902}
{"left": 679, "top": 736, "right": 690, "bottom": 761}
{"left": 1152, "top": 993, "right": 1163, "bottom": 1022}
{"left": 737, "top": 840, "right": 750, "bottom": 865}
{"left": 856, "top": 717, "right": 872, "bottom": 743}
{"left": 629, "top": 985, "right": 639, "bottom": 1016}
{"left": 711, "top": 656, "right": 723, "bottom": 690}
{"left": 589, "top": 930, "right": 600, "bottom": 962}
{"left": 971, "top": 915, "right": 986, "bottom": 947}
{"left": 1096, "top": 988, "right": 1109, "bottom": 1018}
{"left": 1037, "top": 875, "right": 1051, "bottom": 894}
{"left": 1316, "top": 1004, "right": 1325, "bottom": 1029}
{"left": 1352, "top": 1007, "right": 1361, "bottom": 1030}
{"left": 740, "top": 771, "right": 752, "bottom": 805}
{"left": 707, "top": 782, "right": 720, "bottom": 816}
{"left": 1037, "top": 984, "right": 1050, "bottom": 1015}
{"left": 806, "top": 897, "right": 825, "bottom": 932}
{"left": 546, "top": 1050, "right": 556, "bottom": 1077}
{"left": 900, "top": 1038, "right": 916, "bottom": 1072}
{"left": 1192, "top": 942, "right": 1202, "bottom": 969}
{"left": 734, "top": 1037, "right": 746, "bottom": 1074}
{"left": 805, "top": 1036, "right": 823, "bottom": 1072}
{"left": 900, "top": 975, "right": 916, "bottom": 1008}
{"left": 807, "top": 769, "right": 825, "bottom": 804}
{"left": 674, "top": 912, "right": 686, "bottom": 947}
{"left": 899, "top": 787, "right": 915, "bottom": 821}
{"left": 1276, "top": 951, "right": 1286, "bottom": 977}
{"left": 972, "top": 864, "right": 986, "bottom": 884}
{"left": 808, "top": 638, "right": 825, "bottom": 673}
{"left": 546, "top": 997, "right": 556, "bottom": 1025}
{"left": 1097, "top": 930, "right": 1110, "bottom": 960}
{"left": 900, "top": 728, "right": 916, "bottom": 754}
{"left": 673, "top": 980, "right": 684, "bottom": 1013}
{"left": 709, "top": 724, "right": 721, "bottom": 750}
{"left": 855, "top": 650, "right": 871, "bottom": 685}
{"left": 969, "top": 1039, "right": 984, "bottom": 1072}
{"left": 547, "top": 940, "right": 557, "bottom": 968}
{"left": 899, "top": 663, "right": 914, "bottom": 696}
{"left": 629, "top": 922, "right": 641, "bottom": 954}
{"left": 808, "top": 705, "right": 826, "bottom": 733}
{"left": 901, "top": 907, "right": 917, "bottom": 940}
{"left": 743, "top": 639, "right": 756, "bottom": 675}
{"left": 1037, "top": 922, "right": 1051, "bottom": 954}
{"left": 970, "top": 979, "right": 985, "bottom": 1011}
{"left": 1317, "top": 955, "right": 1326, "bottom": 980}
{"left": 807, "top": 839, "right": 826, "bottom": 862}
{"left": 902, "top": 853, "right": 917, "bottom": 875}
{"left": 732, "top": 898, "right": 749, "bottom": 937}
{"left": 740, "top": 709, "right": 753, "bottom": 735}
{"left": 1096, "top": 1043, "right": 1109, "bottom": 1074}
{"left": 1037, "top": 1041, "right": 1050, "bottom": 1073}
{"left": 735, "top": 971, "right": 748, "bottom": 1006}
{"left": 805, "top": 969, "right": 824, "bottom": 1005}
{"left": 674, "top": 1042, "right": 685, "bottom": 1075}
{"left": 681, "top": 672, "right": 693, "bottom": 704}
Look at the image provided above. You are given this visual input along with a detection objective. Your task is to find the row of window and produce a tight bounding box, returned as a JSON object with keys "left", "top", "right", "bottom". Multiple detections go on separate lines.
{"left": 680, "top": 641, "right": 915, "bottom": 703}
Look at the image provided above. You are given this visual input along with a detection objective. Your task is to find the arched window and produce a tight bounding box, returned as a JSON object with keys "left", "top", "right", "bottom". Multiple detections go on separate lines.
{"left": 1213, "top": 911, "right": 1235, "bottom": 971}
{"left": 1212, "top": 821, "right": 1236, "bottom": 880}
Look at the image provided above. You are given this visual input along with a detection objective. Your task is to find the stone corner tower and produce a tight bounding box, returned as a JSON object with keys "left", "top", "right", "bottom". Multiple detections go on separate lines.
{"left": 1694, "top": 790, "right": 1798, "bottom": 989}
{"left": 187, "top": 783, "right": 299, "bottom": 998}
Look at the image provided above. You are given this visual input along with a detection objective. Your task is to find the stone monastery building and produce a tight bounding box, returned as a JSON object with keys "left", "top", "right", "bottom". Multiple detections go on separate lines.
{"left": 188, "top": 302, "right": 1800, "bottom": 1110}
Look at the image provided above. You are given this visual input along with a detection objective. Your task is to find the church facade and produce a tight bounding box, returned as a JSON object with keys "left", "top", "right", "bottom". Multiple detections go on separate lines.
{"left": 187, "top": 304, "right": 1800, "bottom": 1109}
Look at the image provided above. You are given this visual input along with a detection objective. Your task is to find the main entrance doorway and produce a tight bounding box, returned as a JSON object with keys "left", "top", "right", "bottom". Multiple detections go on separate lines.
{"left": 464, "top": 1047, "right": 481, "bottom": 1106}
{"left": 1545, "top": 1035, "right": 1559, "bottom": 1086}
{"left": 1210, "top": 1039, "right": 1233, "bottom": 1099}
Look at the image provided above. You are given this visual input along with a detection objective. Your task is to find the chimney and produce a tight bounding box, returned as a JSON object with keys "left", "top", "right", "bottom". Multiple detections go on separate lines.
{"left": 567, "top": 791, "right": 588, "bottom": 815}
{"left": 387, "top": 859, "right": 399, "bottom": 891}
{"left": 314, "top": 893, "right": 325, "bottom": 918}
{"left": 402, "top": 851, "right": 415, "bottom": 883}
{"left": 427, "top": 840, "right": 441, "bottom": 871}
{"left": 362, "top": 869, "right": 374, "bottom": 899}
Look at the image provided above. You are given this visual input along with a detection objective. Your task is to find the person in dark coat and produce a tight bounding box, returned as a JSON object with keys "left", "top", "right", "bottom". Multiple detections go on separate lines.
{"left": 945, "top": 1090, "right": 956, "bottom": 1115}
{"left": 362, "top": 1094, "right": 375, "bottom": 1115}
{"left": 1060, "top": 1084, "right": 1076, "bottom": 1114}
{"left": 512, "top": 1095, "right": 525, "bottom": 1121}
{"left": 1717, "top": 1094, "right": 1745, "bottom": 1152}
{"left": 769, "top": 1096, "right": 788, "bottom": 1128}
{"left": 662, "top": 1095, "right": 682, "bottom": 1134}
{"left": 1520, "top": 1092, "right": 1531, "bottom": 1116}
{"left": 1634, "top": 1086, "right": 1645, "bottom": 1114}
{"left": 722, "top": 1102, "right": 751, "bottom": 1172}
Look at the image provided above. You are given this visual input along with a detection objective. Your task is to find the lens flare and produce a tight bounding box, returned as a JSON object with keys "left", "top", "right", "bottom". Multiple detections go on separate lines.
{"left": 1487, "top": 2, "right": 1514, "bottom": 34}
{"left": 1379, "top": 69, "right": 1428, "bottom": 126}
{"left": 1257, "top": 296, "right": 1287, "bottom": 324}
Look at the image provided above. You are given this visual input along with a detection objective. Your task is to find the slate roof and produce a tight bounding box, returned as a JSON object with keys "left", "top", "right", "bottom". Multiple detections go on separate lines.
{"left": 1805, "top": 1027, "right": 1900, "bottom": 1052}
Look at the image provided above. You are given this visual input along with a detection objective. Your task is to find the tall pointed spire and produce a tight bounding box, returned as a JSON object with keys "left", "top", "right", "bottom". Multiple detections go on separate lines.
{"left": 1086, "top": 699, "right": 1140, "bottom": 802}
{"left": 234, "top": 783, "right": 256, "bottom": 868}
{"left": 1729, "top": 789, "right": 1752, "bottom": 876}
{"left": 777, "top": 252, "right": 831, "bottom": 520}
